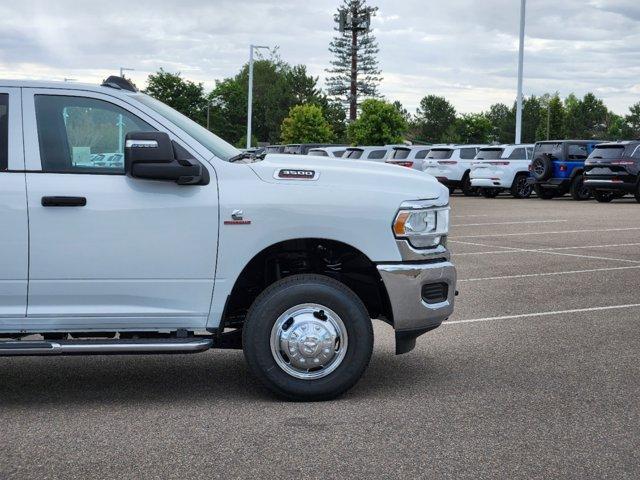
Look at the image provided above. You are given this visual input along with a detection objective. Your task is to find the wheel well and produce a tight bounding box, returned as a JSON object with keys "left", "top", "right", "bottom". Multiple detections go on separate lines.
{"left": 570, "top": 168, "right": 584, "bottom": 179}
{"left": 221, "top": 239, "right": 393, "bottom": 330}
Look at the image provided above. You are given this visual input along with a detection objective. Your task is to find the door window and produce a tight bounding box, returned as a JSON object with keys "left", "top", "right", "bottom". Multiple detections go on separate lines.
{"left": 34, "top": 95, "right": 154, "bottom": 174}
{"left": 460, "top": 148, "right": 477, "bottom": 159}
{"left": 508, "top": 148, "right": 526, "bottom": 159}
{"left": 567, "top": 144, "right": 588, "bottom": 160}
{"left": 415, "top": 149, "right": 430, "bottom": 159}
{"left": 0, "top": 94, "right": 7, "bottom": 171}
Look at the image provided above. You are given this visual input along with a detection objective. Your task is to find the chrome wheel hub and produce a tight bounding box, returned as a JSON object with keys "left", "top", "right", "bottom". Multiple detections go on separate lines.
{"left": 270, "top": 304, "right": 348, "bottom": 380}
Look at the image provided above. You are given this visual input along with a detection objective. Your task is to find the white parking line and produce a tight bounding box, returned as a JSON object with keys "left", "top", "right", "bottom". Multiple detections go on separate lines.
{"left": 445, "top": 303, "right": 640, "bottom": 325}
{"left": 451, "top": 220, "right": 567, "bottom": 227}
{"left": 454, "top": 242, "right": 640, "bottom": 257}
{"left": 451, "top": 226, "right": 640, "bottom": 239}
{"left": 450, "top": 239, "right": 640, "bottom": 264}
{"left": 459, "top": 265, "right": 640, "bottom": 282}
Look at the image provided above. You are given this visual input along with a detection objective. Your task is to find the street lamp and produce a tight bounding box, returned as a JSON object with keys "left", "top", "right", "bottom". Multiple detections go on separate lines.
{"left": 120, "top": 67, "right": 134, "bottom": 78}
{"left": 246, "top": 45, "right": 270, "bottom": 149}
{"left": 515, "top": 0, "right": 526, "bottom": 144}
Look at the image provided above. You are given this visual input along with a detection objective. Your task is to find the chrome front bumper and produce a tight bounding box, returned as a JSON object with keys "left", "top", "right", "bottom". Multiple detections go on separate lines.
{"left": 377, "top": 260, "right": 456, "bottom": 354}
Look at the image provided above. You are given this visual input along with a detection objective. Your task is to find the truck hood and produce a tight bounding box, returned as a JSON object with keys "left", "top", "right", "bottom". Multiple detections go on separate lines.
{"left": 249, "top": 154, "right": 447, "bottom": 200}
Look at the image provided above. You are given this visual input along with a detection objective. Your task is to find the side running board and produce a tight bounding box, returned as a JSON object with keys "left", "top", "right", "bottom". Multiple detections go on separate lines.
{"left": 0, "top": 338, "right": 213, "bottom": 356}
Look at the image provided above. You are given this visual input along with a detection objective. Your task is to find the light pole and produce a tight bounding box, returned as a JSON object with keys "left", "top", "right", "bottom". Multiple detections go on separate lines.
{"left": 515, "top": 0, "right": 526, "bottom": 144}
{"left": 246, "top": 45, "right": 269, "bottom": 149}
{"left": 120, "top": 67, "right": 134, "bottom": 78}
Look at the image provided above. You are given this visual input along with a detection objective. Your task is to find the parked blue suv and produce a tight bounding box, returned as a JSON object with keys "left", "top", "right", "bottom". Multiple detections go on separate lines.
{"left": 528, "top": 140, "right": 602, "bottom": 200}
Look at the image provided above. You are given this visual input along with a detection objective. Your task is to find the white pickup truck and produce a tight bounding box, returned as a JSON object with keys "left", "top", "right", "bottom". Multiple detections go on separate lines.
{"left": 0, "top": 77, "right": 456, "bottom": 400}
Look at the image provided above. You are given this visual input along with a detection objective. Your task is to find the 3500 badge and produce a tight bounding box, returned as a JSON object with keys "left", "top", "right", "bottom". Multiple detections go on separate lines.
{"left": 276, "top": 169, "right": 318, "bottom": 180}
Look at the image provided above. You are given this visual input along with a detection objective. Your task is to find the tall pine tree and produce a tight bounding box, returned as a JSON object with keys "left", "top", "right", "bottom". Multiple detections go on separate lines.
{"left": 326, "top": 0, "right": 381, "bottom": 121}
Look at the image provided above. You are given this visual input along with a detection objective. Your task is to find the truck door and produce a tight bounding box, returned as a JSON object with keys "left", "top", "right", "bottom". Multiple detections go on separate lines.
{"left": 21, "top": 88, "right": 219, "bottom": 332}
{"left": 0, "top": 87, "right": 28, "bottom": 323}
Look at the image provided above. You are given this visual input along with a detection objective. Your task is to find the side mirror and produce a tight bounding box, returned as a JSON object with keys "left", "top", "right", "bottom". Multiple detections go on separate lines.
{"left": 124, "top": 131, "right": 209, "bottom": 185}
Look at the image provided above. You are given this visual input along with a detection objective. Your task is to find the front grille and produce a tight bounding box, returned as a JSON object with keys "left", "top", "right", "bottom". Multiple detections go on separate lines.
{"left": 421, "top": 282, "right": 448, "bottom": 304}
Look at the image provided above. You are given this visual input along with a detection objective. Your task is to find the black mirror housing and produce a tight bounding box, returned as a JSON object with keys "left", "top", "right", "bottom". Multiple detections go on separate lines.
{"left": 125, "top": 131, "right": 209, "bottom": 186}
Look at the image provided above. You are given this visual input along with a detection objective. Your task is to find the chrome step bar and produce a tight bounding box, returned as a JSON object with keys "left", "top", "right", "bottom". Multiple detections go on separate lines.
{"left": 0, "top": 338, "right": 213, "bottom": 356}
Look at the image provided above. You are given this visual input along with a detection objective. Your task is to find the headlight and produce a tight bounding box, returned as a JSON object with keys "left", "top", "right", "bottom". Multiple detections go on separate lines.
{"left": 393, "top": 204, "right": 449, "bottom": 248}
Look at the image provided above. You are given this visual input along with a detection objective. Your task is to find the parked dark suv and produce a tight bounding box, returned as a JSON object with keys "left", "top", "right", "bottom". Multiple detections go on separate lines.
{"left": 584, "top": 141, "right": 640, "bottom": 203}
{"left": 528, "top": 140, "right": 601, "bottom": 200}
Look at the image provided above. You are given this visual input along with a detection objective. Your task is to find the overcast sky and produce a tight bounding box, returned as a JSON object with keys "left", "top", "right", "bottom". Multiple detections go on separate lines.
{"left": 1, "top": 0, "right": 638, "bottom": 114}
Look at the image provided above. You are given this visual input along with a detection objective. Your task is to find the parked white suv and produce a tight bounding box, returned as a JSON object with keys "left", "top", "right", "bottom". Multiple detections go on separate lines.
{"left": 422, "top": 145, "right": 486, "bottom": 195}
{"left": 0, "top": 77, "right": 456, "bottom": 401}
{"left": 307, "top": 146, "right": 347, "bottom": 158}
{"left": 343, "top": 146, "right": 394, "bottom": 162}
{"left": 470, "top": 144, "right": 535, "bottom": 198}
{"left": 385, "top": 145, "right": 432, "bottom": 170}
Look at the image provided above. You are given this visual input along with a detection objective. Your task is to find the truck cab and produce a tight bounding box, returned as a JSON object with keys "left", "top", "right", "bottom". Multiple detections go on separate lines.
{"left": 0, "top": 78, "right": 456, "bottom": 400}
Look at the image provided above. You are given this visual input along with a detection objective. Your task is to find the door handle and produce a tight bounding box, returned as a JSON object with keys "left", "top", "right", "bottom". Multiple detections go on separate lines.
{"left": 41, "top": 196, "right": 87, "bottom": 207}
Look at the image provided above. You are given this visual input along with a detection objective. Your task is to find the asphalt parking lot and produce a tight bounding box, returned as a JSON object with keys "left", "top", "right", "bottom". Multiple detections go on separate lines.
{"left": 1, "top": 194, "right": 639, "bottom": 479}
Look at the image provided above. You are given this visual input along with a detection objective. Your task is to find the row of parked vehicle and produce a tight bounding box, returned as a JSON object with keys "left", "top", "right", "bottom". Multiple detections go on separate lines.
{"left": 263, "top": 140, "right": 640, "bottom": 203}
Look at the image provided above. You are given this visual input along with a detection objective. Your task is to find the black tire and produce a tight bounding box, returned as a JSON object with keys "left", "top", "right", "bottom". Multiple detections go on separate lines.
{"left": 242, "top": 274, "right": 373, "bottom": 401}
{"left": 594, "top": 191, "right": 614, "bottom": 203}
{"left": 635, "top": 182, "right": 640, "bottom": 203}
{"left": 461, "top": 173, "right": 479, "bottom": 197}
{"left": 570, "top": 174, "right": 592, "bottom": 201}
{"left": 510, "top": 174, "right": 533, "bottom": 199}
{"left": 481, "top": 188, "right": 500, "bottom": 198}
{"left": 533, "top": 184, "right": 555, "bottom": 200}
{"left": 448, "top": 186, "right": 456, "bottom": 195}
{"left": 531, "top": 155, "right": 553, "bottom": 181}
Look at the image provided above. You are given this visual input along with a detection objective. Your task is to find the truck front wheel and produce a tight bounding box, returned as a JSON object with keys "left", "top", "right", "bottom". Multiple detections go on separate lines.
{"left": 242, "top": 274, "right": 373, "bottom": 401}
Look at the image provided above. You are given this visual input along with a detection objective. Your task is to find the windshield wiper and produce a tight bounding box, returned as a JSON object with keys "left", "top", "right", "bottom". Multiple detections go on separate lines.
{"left": 229, "top": 151, "right": 267, "bottom": 163}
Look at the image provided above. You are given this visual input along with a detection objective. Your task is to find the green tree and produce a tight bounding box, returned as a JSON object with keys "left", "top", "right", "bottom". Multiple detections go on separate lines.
{"left": 347, "top": 99, "right": 407, "bottom": 145}
{"left": 392, "top": 100, "right": 412, "bottom": 123}
{"left": 536, "top": 94, "right": 565, "bottom": 140}
{"left": 520, "top": 95, "right": 543, "bottom": 143}
{"left": 581, "top": 93, "right": 609, "bottom": 139}
{"left": 326, "top": 0, "right": 382, "bottom": 120}
{"left": 485, "top": 103, "right": 514, "bottom": 143}
{"left": 280, "top": 104, "right": 334, "bottom": 143}
{"left": 414, "top": 95, "right": 456, "bottom": 143}
{"left": 606, "top": 113, "right": 633, "bottom": 140}
{"left": 314, "top": 96, "right": 348, "bottom": 143}
{"left": 625, "top": 102, "right": 640, "bottom": 138}
{"left": 445, "top": 113, "right": 492, "bottom": 144}
{"left": 144, "top": 68, "right": 208, "bottom": 126}
{"left": 563, "top": 92, "right": 608, "bottom": 139}
{"left": 207, "top": 57, "right": 340, "bottom": 145}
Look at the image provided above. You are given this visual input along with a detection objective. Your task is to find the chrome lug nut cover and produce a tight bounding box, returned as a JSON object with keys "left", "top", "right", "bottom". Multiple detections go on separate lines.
{"left": 270, "top": 304, "right": 348, "bottom": 380}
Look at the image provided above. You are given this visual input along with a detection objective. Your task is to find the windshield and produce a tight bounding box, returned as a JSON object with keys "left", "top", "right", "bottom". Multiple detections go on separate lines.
{"left": 588, "top": 146, "right": 625, "bottom": 160}
{"left": 534, "top": 142, "right": 562, "bottom": 160}
{"left": 344, "top": 149, "right": 363, "bottom": 159}
{"left": 392, "top": 148, "right": 410, "bottom": 160}
{"left": 284, "top": 145, "right": 301, "bottom": 154}
{"left": 427, "top": 149, "right": 453, "bottom": 160}
{"left": 475, "top": 148, "right": 504, "bottom": 160}
{"left": 308, "top": 149, "right": 328, "bottom": 157}
{"left": 133, "top": 94, "right": 240, "bottom": 161}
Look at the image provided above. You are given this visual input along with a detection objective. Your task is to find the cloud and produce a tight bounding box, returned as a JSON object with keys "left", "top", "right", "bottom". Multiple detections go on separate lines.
{"left": 0, "top": 0, "right": 638, "bottom": 114}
